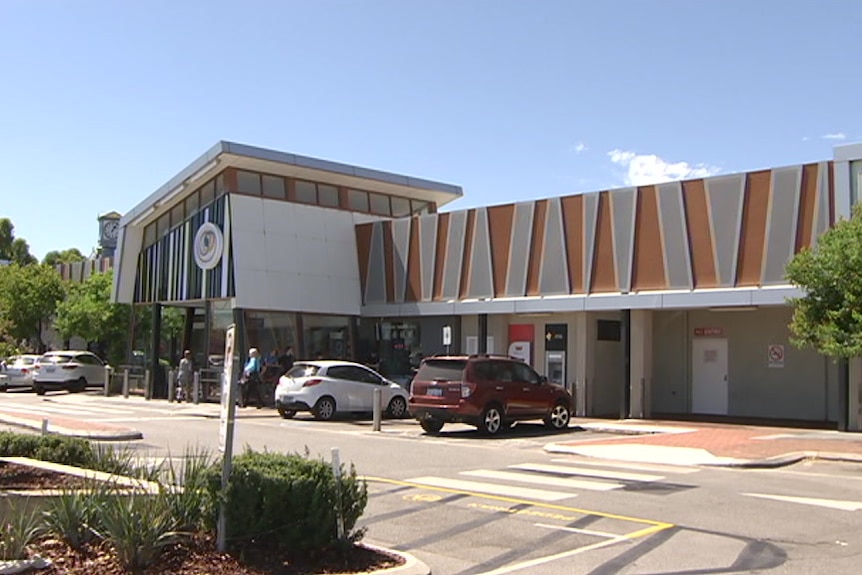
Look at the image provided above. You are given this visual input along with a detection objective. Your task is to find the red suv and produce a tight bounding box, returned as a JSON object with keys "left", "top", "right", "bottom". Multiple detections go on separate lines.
{"left": 408, "top": 355, "right": 573, "bottom": 435}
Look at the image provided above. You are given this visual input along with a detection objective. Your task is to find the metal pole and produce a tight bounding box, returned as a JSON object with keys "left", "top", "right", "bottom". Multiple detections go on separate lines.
{"left": 331, "top": 448, "right": 345, "bottom": 541}
{"left": 372, "top": 388, "right": 382, "bottom": 432}
{"left": 41, "top": 418, "right": 48, "bottom": 435}
{"left": 103, "top": 366, "right": 111, "bottom": 397}
{"left": 123, "top": 368, "right": 129, "bottom": 399}
{"left": 145, "top": 369, "right": 152, "bottom": 400}
{"left": 168, "top": 369, "right": 176, "bottom": 403}
{"left": 193, "top": 371, "right": 201, "bottom": 405}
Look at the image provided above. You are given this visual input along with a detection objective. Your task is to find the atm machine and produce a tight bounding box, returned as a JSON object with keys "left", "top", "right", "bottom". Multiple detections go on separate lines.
{"left": 545, "top": 351, "right": 566, "bottom": 386}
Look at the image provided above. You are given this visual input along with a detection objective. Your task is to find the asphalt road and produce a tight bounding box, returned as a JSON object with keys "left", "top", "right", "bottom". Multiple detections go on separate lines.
{"left": 2, "top": 392, "right": 861, "bottom": 574}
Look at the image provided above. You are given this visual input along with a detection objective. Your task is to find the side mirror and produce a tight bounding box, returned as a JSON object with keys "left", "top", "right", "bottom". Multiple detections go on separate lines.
{"left": 539, "top": 375, "right": 548, "bottom": 384}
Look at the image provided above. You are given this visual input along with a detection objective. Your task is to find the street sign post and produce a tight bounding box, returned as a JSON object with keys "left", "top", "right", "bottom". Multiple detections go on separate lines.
{"left": 217, "top": 323, "right": 238, "bottom": 552}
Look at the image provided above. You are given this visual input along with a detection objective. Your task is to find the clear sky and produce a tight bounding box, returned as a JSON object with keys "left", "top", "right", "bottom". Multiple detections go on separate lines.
{"left": 2, "top": 0, "right": 860, "bottom": 259}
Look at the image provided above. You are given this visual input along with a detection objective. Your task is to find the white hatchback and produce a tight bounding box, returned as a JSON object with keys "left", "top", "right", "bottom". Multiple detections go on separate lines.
{"left": 274, "top": 360, "right": 410, "bottom": 421}
{"left": 2, "top": 354, "right": 41, "bottom": 391}
{"left": 33, "top": 351, "right": 108, "bottom": 395}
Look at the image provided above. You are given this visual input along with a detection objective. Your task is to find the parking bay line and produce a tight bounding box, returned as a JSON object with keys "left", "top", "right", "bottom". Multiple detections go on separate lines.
{"left": 460, "top": 469, "right": 622, "bottom": 492}
{"left": 511, "top": 462, "right": 663, "bottom": 483}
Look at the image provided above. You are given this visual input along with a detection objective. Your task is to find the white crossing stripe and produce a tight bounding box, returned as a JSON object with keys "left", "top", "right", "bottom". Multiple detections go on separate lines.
{"left": 1, "top": 403, "right": 134, "bottom": 416}
{"left": 550, "top": 457, "right": 700, "bottom": 475}
{"left": 461, "top": 469, "right": 621, "bottom": 492}
{"left": 511, "top": 463, "right": 663, "bottom": 483}
{"left": 743, "top": 493, "right": 862, "bottom": 512}
{"left": 406, "top": 476, "right": 575, "bottom": 502}
{"left": 0, "top": 405, "right": 114, "bottom": 417}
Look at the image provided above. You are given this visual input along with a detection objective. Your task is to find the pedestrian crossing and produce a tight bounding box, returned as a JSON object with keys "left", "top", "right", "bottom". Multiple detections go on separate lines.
{"left": 405, "top": 457, "right": 699, "bottom": 502}
{"left": 0, "top": 395, "right": 211, "bottom": 421}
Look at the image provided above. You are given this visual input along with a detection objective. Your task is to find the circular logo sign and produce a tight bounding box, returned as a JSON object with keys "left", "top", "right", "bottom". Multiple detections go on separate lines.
{"left": 193, "top": 222, "right": 224, "bottom": 270}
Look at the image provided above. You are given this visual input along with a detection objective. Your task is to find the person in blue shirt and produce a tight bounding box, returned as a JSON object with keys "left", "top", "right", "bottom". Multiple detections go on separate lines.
{"left": 240, "top": 347, "right": 264, "bottom": 408}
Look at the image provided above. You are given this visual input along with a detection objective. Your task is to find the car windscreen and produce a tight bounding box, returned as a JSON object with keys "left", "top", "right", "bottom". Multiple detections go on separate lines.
{"left": 18, "top": 357, "right": 36, "bottom": 366}
{"left": 285, "top": 364, "right": 319, "bottom": 378}
{"left": 416, "top": 360, "right": 467, "bottom": 382}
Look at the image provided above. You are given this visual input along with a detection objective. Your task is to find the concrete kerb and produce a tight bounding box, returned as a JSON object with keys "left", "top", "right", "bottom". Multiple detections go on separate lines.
{"left": 363, "top": 542, "right": 430, "bottom": 575}
{"left": 0, "top": 413, "right": 143, "bottom": 441}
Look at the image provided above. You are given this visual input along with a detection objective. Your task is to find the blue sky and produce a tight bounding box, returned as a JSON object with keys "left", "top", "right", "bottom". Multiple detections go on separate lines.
{"left": 2, "top": 0, "right": 860, "bottom": 259}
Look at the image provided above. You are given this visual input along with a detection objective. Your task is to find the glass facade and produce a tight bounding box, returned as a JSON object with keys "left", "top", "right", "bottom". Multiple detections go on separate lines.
{"left": 244, "top": 311, "right": 300, "bottom": 360}
{"left": 301, "top": 314, "right": 351, "bottom": 360}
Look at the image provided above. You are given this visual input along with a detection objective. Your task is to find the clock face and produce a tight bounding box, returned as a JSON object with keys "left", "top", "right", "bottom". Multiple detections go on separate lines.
{"left": 103, "top": 220, "right": 119, "bottom": 241}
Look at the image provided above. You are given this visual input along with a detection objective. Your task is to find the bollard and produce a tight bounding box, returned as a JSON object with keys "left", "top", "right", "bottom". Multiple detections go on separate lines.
{"left": 103, "top": 366, "right": 111, "bottom": 397}
{"left": 123, "top": 369, "right": 130, "bottom": 399}
{"left": 331, "top": 448, "right": 345, "bottom": 541}
{"left": 168, "top": 369, "right": 176, "bottom": 403}
{"left": 193, "top": 371, "right": 201, "bottom": 405}
{"left": 372, "top": 388, "right": 382, "bottom": 432}
{"left": 145, "top": 369, "right": 151, "bottom": 400}
{"left": 41, "top": 418, "right": 48, "bottom": 435}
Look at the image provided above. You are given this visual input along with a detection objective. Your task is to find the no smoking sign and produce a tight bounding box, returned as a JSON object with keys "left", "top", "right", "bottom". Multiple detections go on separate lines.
{"left": 768, "top": 344, "right": 785, "bottom": 368}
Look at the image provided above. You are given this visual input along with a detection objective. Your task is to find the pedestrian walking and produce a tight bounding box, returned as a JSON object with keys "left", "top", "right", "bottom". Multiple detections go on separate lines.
{"left": 177, "top": 350, "right": 193, "bottom": 402}
{"left": 240, "top": 347, "right": 264, "bottom": 408}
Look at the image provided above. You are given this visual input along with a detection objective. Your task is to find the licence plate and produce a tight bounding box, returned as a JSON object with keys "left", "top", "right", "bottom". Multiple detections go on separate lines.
{"left": 46, "top": 366, "right": 56, "bottom": 373}
{"left": 427, "top": 387, "right": 443, "bottom": 397}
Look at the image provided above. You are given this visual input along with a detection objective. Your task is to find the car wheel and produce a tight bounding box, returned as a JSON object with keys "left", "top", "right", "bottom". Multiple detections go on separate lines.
{"left": 479, "top": 404, "right": 505, "bottom": 436}
{"left": 34, "top": 384, "right": 46, "bottom": 396}
{"left": 277, "top": 405, "right": 297, "bottom": 419}
{"left": 72, "top": 377, "right": 87, "bottom": 393}
{"left": 386, "top": 396, "right": 408, "bottom": 418}
{"left": 312, "top": 397, "right": 337, "bottom": 421}
{"left": 544, "top": 402, "right": 571, "bottom": 431}
{"left": 419, "top": 417, "right": 444, "bottom": 434}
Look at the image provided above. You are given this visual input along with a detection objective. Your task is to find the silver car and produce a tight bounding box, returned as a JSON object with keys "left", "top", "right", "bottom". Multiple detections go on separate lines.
{"left": 1, "top": 354, "right": 41, "bottom": 391}
{"left": 33, "top": 351, "right": 108, "bottom": 395}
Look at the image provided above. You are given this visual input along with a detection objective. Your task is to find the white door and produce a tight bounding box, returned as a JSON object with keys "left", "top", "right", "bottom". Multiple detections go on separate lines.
{"left": 691, "top": 338, "right": 728, "bottom": 415}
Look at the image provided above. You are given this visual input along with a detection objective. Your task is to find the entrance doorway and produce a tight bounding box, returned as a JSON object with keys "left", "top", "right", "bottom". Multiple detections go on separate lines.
{"left": 692, "top": 338, "right": 728, "bottom": 414}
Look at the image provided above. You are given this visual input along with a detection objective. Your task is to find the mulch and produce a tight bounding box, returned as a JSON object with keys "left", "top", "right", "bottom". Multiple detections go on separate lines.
{"left": 0, "top": 460, "right": 94, "bottom": 491}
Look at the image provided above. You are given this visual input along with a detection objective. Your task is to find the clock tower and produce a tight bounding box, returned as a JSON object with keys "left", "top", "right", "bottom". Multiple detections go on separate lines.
{"left": 98, "top": 211, "right": 122, "bottom": 259}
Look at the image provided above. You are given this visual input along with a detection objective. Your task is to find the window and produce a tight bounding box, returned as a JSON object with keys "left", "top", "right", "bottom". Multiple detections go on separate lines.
{"left": 473, "top": 361, "right": 494, "bottom": 380}
{"left": 391, "top": 196, "right": 411, "bottom": 218}
{"left": 143, "top": 223, "right": 156, "bottom": 247}
{"left": 156, "top": 213, "right": 170, "bottom": 238}
{"left": 326, "top": 366, "right": 352, "bottom": 381}
{"left": 597, "top": 320, "right": 622, "bottom": 342}
{"left": 348, "top": 189, "right": 369, "bottom": 212}
{"left": 237, "top": 171, "right": 262, "bottom": 196}
{"left": 262, "top": 174, "right": 285, "bottom": 199}
{"left": 200, "top": 180, "right": 216, "bottom": 207}
{"left": 318, "top": 184, "right": 339, "bottom": 207}
{"left": 169, "top": 202, "right": 185, "bottom": 228}
{"left": 512, "top": 363, "right": 540, "bottom": 385}
{"left": 415, "top": 359, "right": 466, "bottom": 382}
{"left": 295, "top": 180, "right": 317, "bottom": 204}
{"left": 491, "top": 361, "right": 515, "bottom": 382}
{"left": 286, "top": 364, "right": 319, "bottom": 378}
{"left": 369, "top": 193, "right": 391, "bottom": 216}
{"left": 184, "top": 191, "right": 200, "bottom": 217}
{"left": 412, "top": 200, "right": 430, "bottom": 215}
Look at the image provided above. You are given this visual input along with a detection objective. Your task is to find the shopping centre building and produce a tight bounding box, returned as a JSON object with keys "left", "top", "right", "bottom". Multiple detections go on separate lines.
{"left": 110, "top": 140, "right": 862, "bottom": 430}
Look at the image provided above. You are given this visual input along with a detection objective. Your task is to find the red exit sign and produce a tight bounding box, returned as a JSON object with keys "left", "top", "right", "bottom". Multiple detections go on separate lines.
{"left": 694, "top": 327, "right": 724, "bottom": 336}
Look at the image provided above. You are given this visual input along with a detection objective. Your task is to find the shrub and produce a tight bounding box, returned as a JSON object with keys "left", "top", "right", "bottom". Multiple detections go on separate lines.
{"left": 160, "top": 446, "right": 218, "bottom": 532}
{"left": 206, "top": 449, "right": 368, "bottom": 554}
{"left": 98, "top": 493, "right": 186, "bottom": 570}
{"left": 0, "top": 432, "right": 94, "bottom": 467}
{"left": 42, "top": 483, "right": 111, "bottom": 551}
{"left": 0, "top": 500, "right": 44, "bottom": 560}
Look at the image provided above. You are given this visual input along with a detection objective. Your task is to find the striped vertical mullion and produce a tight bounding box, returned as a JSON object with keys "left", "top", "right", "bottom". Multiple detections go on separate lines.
{"left": 221, "top": 195, "right": 232, "bottom": 298}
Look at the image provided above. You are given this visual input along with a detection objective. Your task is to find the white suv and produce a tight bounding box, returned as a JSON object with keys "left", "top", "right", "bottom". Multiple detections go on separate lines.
{"left": 33, "top": 351, "right": 108, "bottom": 395}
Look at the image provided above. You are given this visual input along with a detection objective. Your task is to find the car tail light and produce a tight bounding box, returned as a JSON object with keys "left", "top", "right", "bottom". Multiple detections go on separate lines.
{"left": 460, "top": 383, "right": 475, "bottom": 398}
{"left": 33, "top": 365, "right": 40, "bottom": 371}
{"left": 20, "top": 368, "right": 28, "bottom": 375}
{"left": 302, "top": 378, "right": 322, "bottom": 387}
{"left": 62, "top": 364, "right": 78, "bottom": 370}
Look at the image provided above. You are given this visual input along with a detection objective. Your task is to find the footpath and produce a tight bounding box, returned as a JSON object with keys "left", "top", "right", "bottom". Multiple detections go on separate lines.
{"left": 1, "top": 399, "right": 861, "bottom": 468}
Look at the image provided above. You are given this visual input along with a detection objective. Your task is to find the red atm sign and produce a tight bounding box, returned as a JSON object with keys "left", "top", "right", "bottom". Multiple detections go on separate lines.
{"left": 694, "top": 327, "right": 724, "bottom": 336}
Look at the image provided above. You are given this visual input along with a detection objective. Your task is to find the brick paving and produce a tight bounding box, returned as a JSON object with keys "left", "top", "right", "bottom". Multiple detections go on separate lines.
{"left": 567, "top": 420, "right": 862, "bottom": 461}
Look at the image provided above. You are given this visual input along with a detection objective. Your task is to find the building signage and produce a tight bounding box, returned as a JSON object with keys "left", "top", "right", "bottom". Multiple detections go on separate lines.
{"left": 544, "top": 324, "right": 568, "bottom": 352}
{"left": 694, "top": 327, "right": 724, "bottom": 337}
{"left": 768, "top": 344, "right": 785, "bottom": 368}
{"left": 194, "top": 222, "right": 224, "bottom": 270}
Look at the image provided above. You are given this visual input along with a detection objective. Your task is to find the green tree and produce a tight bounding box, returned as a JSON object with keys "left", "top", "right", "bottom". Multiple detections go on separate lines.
{"left": 786, "top": 204, "right": 862, "bottom": 358}
{"left": 0, "top": 263, "right": 65, "bottom": 352}
{"left": 0, "top": 218, "right": 37, "bottom": 266}
{"left": 54, "top": 270, "right": 132, "bottom": 366}
{"left": 42, "top": 248, "right": 87, "bottom": 266}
